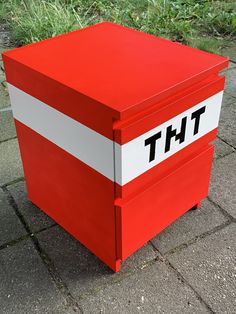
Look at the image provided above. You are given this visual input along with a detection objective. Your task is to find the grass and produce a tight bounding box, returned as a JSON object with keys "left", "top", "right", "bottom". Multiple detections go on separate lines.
{"left": 0, "top": 0, "right": 236, "bottom": 53}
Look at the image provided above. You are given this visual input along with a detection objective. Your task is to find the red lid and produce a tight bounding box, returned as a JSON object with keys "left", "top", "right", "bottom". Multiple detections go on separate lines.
{"left": 3, "top": 22, "right": 228, "bottom": 119}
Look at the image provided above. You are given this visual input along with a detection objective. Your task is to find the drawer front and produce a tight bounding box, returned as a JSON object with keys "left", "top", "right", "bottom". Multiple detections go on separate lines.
{"left": 115, "top": 145, "right": 214, "bottom": 260}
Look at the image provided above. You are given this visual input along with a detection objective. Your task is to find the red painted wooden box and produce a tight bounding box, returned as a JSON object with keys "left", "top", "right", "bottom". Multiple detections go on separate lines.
{"left": 2, "top": 22, "right": 228, "bottom": 271}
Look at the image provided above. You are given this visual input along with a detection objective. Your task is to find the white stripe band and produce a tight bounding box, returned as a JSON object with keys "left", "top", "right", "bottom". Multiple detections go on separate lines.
{"left": 8, "top": 84, "right": 223, "bottom": 186}
{"left": 8, "top": 84, "right": 114, "bottom": 181}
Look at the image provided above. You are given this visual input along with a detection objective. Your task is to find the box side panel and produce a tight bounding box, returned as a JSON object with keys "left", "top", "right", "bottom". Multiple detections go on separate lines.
{"left": 15, "top": 120, "right": 119, "bottom": 271}
{"left": 116, "top": 145, "right": 214, "bottom": 260}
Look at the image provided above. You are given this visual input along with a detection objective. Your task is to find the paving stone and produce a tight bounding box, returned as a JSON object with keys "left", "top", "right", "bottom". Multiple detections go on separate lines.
{"left": 37, "top": 226, "right": 157, "bottom": 299}
{"left": 0, "top": 47, "right": 6, "bottom": 56}
{"left": 80, "top": 259, "right": 209, "bottom": 314}
{"left": 8, "top": 181, "right": 55, "bottom": 233}
{"left": 213, "top": 137, "right": 234, "bottom": 159}
{"left": 0, "top": 110, "right": 16, "bottom": 142}
{"left": 218, "top": 89, "right": 236, "bottom": 150}
{"left": 0, "top": 59, "right": 6, "bottom": 81}
{"left": 222, "top": 45, "right": 236, "bottom": 63}
{"left": 221, "top": 91, "right": 235, "bottom": 107}
{"left": 0, "top": 138, "right": 24, "bottom": 186}
{"left": 221, "top": 62, "right": 236, "bottom": 75}
{"left": 0, "top": 84, "right": 10, "bottom": 109}
{"left": 168, "top": 223, "right": 236, "bottom": 314}
{"left": 228, "top": 61, "right": 236, "bottom": 69}
{"left": 209, "top": 152, "right": 236, "bottom": 219}
{"left": 0, "top": 188, "right": 26, "bottom": 246}
{"left": 0, "top": 63, "right": 5, "bottom": 83}
{"left": 218, "top": 100, "right": 236, "bottom": 148}
{"left": 0, "top": 238, "right": 74, "bottom": 314}
{"left": 1, "top": 50, "right": 8, "bottom": 86}
{"left": 151, "top": 199, "right": 227, "bottom": 255}
{"left": 224, "top": 66, "right": 236, "bottom": 98}
{"left": 0, "top": 46, "right": 11, "bottom": 57}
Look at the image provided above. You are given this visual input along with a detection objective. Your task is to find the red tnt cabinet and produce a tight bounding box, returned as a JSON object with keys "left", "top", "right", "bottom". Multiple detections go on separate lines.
{"left": 2, "top": 22, "right": 228, "bottom": 271}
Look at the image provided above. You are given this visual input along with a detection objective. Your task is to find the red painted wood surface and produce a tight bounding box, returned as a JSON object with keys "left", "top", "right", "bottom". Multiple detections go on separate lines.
{"left": 115, "top": 145, "right": 214, "bottom": 260}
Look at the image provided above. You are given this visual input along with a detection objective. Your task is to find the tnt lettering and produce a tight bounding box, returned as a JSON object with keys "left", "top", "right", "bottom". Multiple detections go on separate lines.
{"left": 145, "top": 106, "right": 206, "bottom": 162}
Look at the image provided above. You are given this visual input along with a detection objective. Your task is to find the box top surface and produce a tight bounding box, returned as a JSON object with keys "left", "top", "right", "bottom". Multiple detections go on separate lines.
{"left": 3, "top": 22, "right": 228, "bottom": 117}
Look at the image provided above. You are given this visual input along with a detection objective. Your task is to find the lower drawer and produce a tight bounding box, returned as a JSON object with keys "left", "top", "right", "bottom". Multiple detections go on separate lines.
{"left": 115, "top": 145, "right": 214, "bottom": 260}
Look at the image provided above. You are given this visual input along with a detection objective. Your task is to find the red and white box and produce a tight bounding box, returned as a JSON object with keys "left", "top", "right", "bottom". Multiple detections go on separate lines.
{"left": 2, "top": 22, "right": 228, "bottom": 271}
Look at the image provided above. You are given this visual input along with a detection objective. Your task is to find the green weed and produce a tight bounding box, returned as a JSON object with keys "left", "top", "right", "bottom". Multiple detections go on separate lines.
{"left": 0, "top": 0, "right": 235, "bottom": 53}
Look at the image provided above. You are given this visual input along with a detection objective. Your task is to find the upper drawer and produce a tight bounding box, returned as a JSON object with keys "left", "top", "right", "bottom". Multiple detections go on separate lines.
{"left": 114, "top": 75, "right": 224, "bottom": 197}
{"left": 114, "top": 75, "right": 225, "bottom": 144}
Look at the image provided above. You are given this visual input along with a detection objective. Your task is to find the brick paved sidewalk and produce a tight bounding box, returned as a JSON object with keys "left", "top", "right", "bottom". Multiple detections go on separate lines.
{"left": 0, "top": 25, "right": 235, "bottom": 313}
